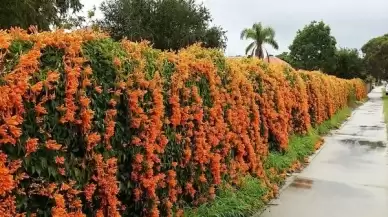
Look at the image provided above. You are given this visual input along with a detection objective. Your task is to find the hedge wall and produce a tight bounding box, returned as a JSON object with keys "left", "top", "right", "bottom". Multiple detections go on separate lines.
{"left": 0, "top": 29, "right": 367, "bottom": 217}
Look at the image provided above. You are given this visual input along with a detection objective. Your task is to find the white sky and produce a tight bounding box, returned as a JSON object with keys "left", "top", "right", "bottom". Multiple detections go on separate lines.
{"left": 81, "top": 0, "right": 388, "bottom": 56}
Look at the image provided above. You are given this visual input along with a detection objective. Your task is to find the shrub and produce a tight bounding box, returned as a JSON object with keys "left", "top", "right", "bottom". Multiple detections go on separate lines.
{"left": 0, "top": 29, "right": 367, "bottom": 217}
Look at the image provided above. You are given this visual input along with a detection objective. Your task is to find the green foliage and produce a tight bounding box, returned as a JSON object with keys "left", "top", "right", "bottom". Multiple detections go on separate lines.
{"left": 240, "top": 22, "right": 279, "bottom": 59}
{"left": 99, "top": 0, "right": 227, "bottom": 50}
{"left": 0, "top": 0, "right": 83, "bottom": 30}
{"left": 315, "top": 107, "right": 351, "bottom": 134}
{"left": 334, "top": 48, "right": 366, "bottom": 79}
{"left": 58, "top": 6, "right": 99, "bottom": 31}
{"left": 382, "top": 89, "right": 388, "bottom": 124}
{"left": 201, "top": 26, "right": 228, "bottom": 50}
{"left": 276, "top": 52, "right": 293, "bottom": 65}
{"left": 184, "top": 176, "right": 268, "bottom": 217}
{"left": 2, "top": 40, "right": 34, "bottom": 72}
{"left": 265, "top": 131, "right": 317, "bottom": 176}
{"left": 361, "top": 34, "right": 388, "bottom": 80}
{"left": 185, "top": 106, "right": 353, "bottom": 217}
{"left": 0, "top": 29, "right": 367, "bottom": 216}
{"left": 82, "top": 39, "right": 141, "bottom": 215}
{"left": 288, "top": 21, "right": 337, "bottom": 73}
{"left": 5, "top": 45, "right": 66, "bottom": 216}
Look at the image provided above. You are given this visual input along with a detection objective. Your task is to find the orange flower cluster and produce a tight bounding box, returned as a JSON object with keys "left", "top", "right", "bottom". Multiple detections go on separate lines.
{"left": 0, "top": 29, "right": 367, "bottom": 216}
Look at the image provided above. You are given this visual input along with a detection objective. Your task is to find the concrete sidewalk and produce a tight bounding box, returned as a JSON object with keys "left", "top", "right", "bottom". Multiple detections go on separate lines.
{"left": 260, "top": 87, "right": 388, "bottom": 217}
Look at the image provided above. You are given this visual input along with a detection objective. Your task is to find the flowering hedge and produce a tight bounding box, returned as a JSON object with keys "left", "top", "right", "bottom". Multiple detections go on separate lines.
{"left": 0, "top": 29, "right": 367, "bottom": 217}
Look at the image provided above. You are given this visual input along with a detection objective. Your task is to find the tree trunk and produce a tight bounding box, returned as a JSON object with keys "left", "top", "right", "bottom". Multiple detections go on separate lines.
{"left": 255, "top": 47, "right": 264, "bottom": 59}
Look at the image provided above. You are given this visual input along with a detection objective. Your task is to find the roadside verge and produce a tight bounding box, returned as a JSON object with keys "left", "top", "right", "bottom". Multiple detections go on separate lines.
{"left": 184, "top": 102, "right": 365, "bottom": 217}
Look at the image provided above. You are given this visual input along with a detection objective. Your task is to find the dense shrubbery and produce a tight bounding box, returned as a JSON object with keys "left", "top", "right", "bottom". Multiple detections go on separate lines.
{"left": 0, "top": 29, "right": 367, "bottom": 217}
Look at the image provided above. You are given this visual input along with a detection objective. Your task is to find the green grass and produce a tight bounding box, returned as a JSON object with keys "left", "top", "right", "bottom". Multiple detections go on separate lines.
{"left": 316, "top": 107, "right": 352, "bottom": 135}
{"left": 184, "top": 176, "right": 268, "bottom": 217}
{"left": 184, "top": 106, "right": 354, "bottom": 217}
{"left": 265, "top": 106, "right": 351, "bottom": 185}
{"left": 382, "top": 89, "right": 388, "bottom": 123}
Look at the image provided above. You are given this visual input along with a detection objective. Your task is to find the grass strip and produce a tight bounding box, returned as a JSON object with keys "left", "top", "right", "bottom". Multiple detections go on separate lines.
{"left": 184, "top": 106, "right": 353, "bottom": 217}
{"left": 382, "top": 89, "right": 388, "bottom": 124}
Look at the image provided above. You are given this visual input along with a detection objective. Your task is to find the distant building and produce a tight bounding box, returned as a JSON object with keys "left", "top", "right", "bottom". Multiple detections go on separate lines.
{"left": 228, "top": 54, "right": 293, "bottom": 68}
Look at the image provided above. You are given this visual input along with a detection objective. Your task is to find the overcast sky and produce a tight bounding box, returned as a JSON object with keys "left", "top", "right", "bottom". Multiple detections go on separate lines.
{"left": 82, "top": 0, "right": 388, "bottom": 56}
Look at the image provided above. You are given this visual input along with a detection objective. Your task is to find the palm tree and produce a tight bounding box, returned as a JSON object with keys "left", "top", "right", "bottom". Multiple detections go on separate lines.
{"left": 240, "top": 22, "right": 279, "bottom": 59}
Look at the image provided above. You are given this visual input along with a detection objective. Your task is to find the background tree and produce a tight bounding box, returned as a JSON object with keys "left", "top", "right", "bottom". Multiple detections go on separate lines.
{"left": 200, "top": 26, "right": 227, "bottom": 49}
{"left": 276, "top": 52, "right": 293, "bottom": 65}
{"left": 0, "top": 0, "right": 83, "bottom": 30}
{"left": 361, "top": 34, "right": 388, "bottom": 81}
{"left": 100, "top": 0, "right": 227, "bottom": 50}
{"left": 334, "top": 48, "right": 365, "bottom": 79}
{"left": 289, "top": 21, "right": 337, "bottom": 74}
{"left": 240, "top": 22, "right": 279, "bottom": 58}
{"left": 58, "top": 7, "right": 100, "bottom": 31}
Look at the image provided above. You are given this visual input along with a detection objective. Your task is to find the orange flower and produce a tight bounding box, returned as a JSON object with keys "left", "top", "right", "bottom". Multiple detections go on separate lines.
{"left": 84, "top": 183, "right": 96, "bottom": 202}
{"left": 84, "top": 66, "right": 93, "bottom": 75}
{"left": 175, "top": 209, "right": 184, "bottom": 217}
{"left": 46, "top": 71, "right": 60, "bottom": 83}
{"left": 79, "top": 96, "right": 90, "bottom": 107}
{"left": 58, "top": 168, "right": 65, "bottom": 176}
{"left": 56, "top": 105, "right": 67, "bottom": 112}
{"left": 109, "top": 99, "right": 117, "bottom": 107}
{"left": 46, "top": 140, "right": 62, "bottom": 151}
{"left": 35, "top": 104, "right": 47, "bottom": 115}
{"left": 8, "top": 125, "right": 22, "bottom": 138}
{"left": 113, "top": 57, "right": 122, "bottom": 67}
{"left": 0, "top": 153, "right": 15, "bottom": 196}
{"left": 210, "top": 154, "right": 221, "bottom": 183}
{"left": 117, "top": 81, "right": 126, "bottom": 89}
{"left": 208, "top": 186, "right": 216, "bottom": 200}
{"left": 94, "top": 86, "right": 103, "bottom": 94}
{"left": 0, "top": 30, "right": 368, "bottom": 217}
{"left": 198, "top": 173, "right": 206, "bottom": 183}
{"left": 185, "top": 182, "right": 196, "bottom": 198}
{"left": 31, "top": 82, "right": 43, "bottom": 93}
{"left": 82, "top": 78, "right": 92, "bottom": 88}
{"left": 133, "top": 188, "right": 142, "bottom": 202}
{"left": 149, "top": 204, "right": 159, "bottom": 217}
{"left": 93, "top": 155, "right": 121, "bottom": 216}
{"left": 86, "top": 133, "right": 101, "bottom": 151}
{"left": 134, "top": 154, "right": 144, "bottom": 164}
{"left": 51, "top": 194, "right": 66, "bottom": 217}
{"left": 55, "top": 156, "right": 65, "bottom": 165}
{"left": 25, "top": 138, "right": 39, "bottom": 156}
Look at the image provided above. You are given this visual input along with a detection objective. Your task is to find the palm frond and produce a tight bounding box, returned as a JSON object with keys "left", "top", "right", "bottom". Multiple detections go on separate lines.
{"left": 262, "top": 27, "right": 275, "bottom": 39}
{"left": 250, "top": 48, "right": 255, "bottom": 58}
{"left": 264, "top": 38, "right": 279, "bottom": 50}
{"left": 240, "top": 28, "right": 256, "bottom": 40}
{"left": 241, "top": 22, "right": 278, "bottom": 55}
{"left": 245, "top": 41, "right": 256, "bottom": 55}
{"left": 252, "top": 22, "right": 263, "bottom": 32}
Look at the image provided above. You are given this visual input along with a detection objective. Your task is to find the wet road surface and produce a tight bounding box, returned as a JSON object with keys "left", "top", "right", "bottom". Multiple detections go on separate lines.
{"left": 260, "top": 87, "right": 388, "bottom": 217}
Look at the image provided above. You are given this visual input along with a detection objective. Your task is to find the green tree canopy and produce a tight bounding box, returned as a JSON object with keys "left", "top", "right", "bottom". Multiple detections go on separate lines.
{"left": 0, "top": 0, "right": 83, "bottom": 30}
{"left": 100, "top": 0, "right": 227, "bottom": 50}
{"left": 276, "top": 52, "right": 293, "bottom": 65}
{"left": 361, "top": 34, "right": 388, "bottom": 80}
{"left": 240, "top": 22, "right": 279, "bottom": 59}
{"left": 289, "top": 21, "right": 337, "bottom": 74}
{"left": 334, "top": 48, "right": 365, "bottom": 79}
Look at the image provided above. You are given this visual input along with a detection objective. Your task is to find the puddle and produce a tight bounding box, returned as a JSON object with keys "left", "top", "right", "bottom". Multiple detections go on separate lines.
{"left": 335, "top": 132, "right": 358, "bottom": 136}
{"left": 359, "top": 125, "right": 384, "bottom": 130}
{"left": 340, "top": 139, "right": 386, "bottom": 149}
{"left": 289, "top": 177, "right": 314, "bottom": 189}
